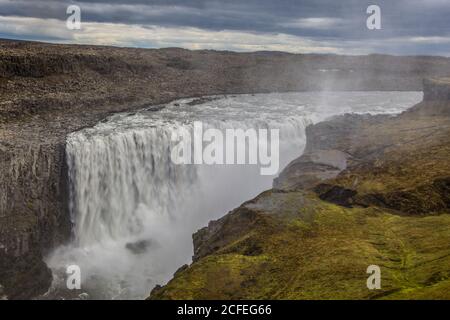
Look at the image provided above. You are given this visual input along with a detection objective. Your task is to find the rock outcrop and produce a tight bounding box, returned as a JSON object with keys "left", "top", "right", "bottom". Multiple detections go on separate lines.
{"left": 0, "top": 144, "right": 70, "bottom": 299}
{"left": 423, "top": 78, "right": 450, "bottom": 101}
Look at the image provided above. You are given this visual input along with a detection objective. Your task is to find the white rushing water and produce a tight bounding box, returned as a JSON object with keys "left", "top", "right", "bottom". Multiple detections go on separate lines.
{"left": 46, "top": 91, "right": 422, "bottom": 299}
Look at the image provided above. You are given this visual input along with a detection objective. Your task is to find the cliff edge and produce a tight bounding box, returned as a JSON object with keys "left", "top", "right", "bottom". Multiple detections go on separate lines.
{"left": 424, "top": 78, "right": 450, "bottom": 101}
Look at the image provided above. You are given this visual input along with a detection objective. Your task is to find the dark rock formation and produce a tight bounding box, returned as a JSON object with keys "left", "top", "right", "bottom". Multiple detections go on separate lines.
{"left": 405, "top": 78, "right": 450, "bottom": 116}
{"left": 125, "top": 239, "right": 153, "bottom": 255}
{"left": 423, "top": 78, "right": 450, "bottom": 101}
{"left": 0, "top": 143, "right": 71, "bottom": 299}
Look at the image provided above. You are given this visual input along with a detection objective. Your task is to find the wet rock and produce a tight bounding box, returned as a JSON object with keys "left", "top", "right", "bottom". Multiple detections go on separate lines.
{"left": 125, "top": 239, "right": 152, "bottom": 255}
{"left": 78, "top": 293, "right": 89, "bottom": 300}
{"left": 0, "top": 248, "right": 52, "bottom": 299}
{"left": 186, "top": 96, "right": 222, "bottom": 106}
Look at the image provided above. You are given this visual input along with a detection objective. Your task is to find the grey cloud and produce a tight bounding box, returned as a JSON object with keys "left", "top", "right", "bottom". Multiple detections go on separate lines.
{"left": 0, "top": 0, "right": 449, "bottom": 55}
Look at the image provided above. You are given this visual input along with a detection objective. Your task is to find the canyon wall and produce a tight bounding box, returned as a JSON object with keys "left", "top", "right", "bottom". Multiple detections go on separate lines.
{"left": 1, "top": 39, "right": 450, "bottom": 298}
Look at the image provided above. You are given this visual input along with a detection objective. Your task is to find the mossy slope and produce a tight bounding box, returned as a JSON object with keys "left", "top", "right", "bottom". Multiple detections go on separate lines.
{"left": 151, "top": 191, "right": 450, "bottom": 300}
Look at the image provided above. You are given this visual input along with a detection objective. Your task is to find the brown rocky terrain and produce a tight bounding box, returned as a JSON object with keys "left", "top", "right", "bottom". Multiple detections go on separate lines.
{"left": 1, "top": 39, "right": 450, "bottom": 299}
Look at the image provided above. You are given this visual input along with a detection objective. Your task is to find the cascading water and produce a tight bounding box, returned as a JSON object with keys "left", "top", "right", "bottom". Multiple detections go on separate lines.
{"left": 46, "top": 91, "right": 422, "bottom": 299}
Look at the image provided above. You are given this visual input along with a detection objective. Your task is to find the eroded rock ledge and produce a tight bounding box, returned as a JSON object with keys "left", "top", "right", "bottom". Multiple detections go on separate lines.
{"left": 150, "top": 80, "right": 450, "bottom": 300}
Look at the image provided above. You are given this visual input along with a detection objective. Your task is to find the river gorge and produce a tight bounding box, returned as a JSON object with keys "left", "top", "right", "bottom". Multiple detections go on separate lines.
{"left": 43, "top": 91, "right": 421, "bottom": 299}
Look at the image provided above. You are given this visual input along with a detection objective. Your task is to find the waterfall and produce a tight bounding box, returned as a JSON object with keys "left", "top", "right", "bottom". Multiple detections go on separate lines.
{"left": 66, "top": 116, "right": 308, "bottom": 248}
{"left": 46, "top": 91, "right": 422, "bottom": 299}
{"left": 66, "top": 125, "right": 199, "bottom": 247}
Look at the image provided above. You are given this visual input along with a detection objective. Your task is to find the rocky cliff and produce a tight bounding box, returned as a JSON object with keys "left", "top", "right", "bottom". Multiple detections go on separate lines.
{"left": 150, "top": 80, "right": 450, "bottom": 300}
{"left": 2, "top": 39, "right": 450, "bottom": 299}
{"left": 423, "top": 78, "right": 450, "bottom": 101}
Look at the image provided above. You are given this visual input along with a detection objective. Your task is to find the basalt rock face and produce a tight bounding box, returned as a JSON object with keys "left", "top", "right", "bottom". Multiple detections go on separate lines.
{"left": 406, "top": 78, "right": 450, "bottom": 117}
{"left": 0, "top": 143, "right": 70, "bottom": 299}
{"left": 2, "top": 38, "right": 450, "bottom": 299}
{"left": 150, "top": 80, "right": 450, "bottom": 300}
{"left": 423, "top": 78, "right": 450, "bottom": 102}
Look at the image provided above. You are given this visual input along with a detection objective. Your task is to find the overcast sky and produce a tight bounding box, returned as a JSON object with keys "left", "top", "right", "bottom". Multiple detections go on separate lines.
{"left": 0, "top": 0, "right": 449, "bottom": 55}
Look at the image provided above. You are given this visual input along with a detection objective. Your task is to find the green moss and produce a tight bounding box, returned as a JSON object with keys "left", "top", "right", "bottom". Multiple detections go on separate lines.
{"left": 151, "top": 193, "right": 450, "bottom": 300}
